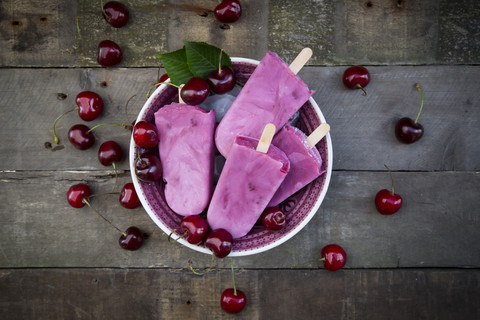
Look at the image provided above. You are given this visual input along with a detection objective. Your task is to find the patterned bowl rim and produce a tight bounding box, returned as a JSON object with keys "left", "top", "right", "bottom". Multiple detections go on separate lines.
{"left": 129, "top": 57, "right": 333, "bottom": 256}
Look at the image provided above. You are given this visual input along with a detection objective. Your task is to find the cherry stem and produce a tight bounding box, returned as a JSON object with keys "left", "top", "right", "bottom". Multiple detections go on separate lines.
{"left": 230, "top": 257, "right": 237, "bottom": 296}
{"left": 146, "top": 81, "right": 180, "bottom": 99}
{"left": 75, "top": 16, "right": 81, "bottom": 37}
{"left": 384, "top": 164, "right": 395, "bottom": 195}
{"left": 88, "top": 122, "right": 132, "bottom": 133}
{"left": 218, "top": 49, "right": 224, "bottom": 74}
{"left": 167, "top": 229, "right": 188, "bottom": 243}
{"left": 188, "top": 254, "right": 215, "bottom": 276}
{"left": 414, "top": 83, "right": 424, "bottom": 124}
{"left": 124, "top": 94, "right": 136, "bottom": 125}
{"left": 82, "top": 199, "right": 126, "bottom": 236}
{"left": 53, "top": 107, "right": 78, "bottom": 144}
{"left": 319, "top": 257, "right": 325, "bottom": 262}
{"left": 100, "top": 0, "right": 109, "bottom": 18}
{"left": 356, "top": 84, "right": 367, "bottom": 96}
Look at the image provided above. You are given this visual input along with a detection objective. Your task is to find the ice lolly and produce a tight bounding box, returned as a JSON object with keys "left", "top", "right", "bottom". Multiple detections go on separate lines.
{"left": 214, "top": 49, "right": 314, "bottom": 157}
{"left": 207, "top": 124, "right": 290, "bottom": 239}
{"left": 268, "top": 123, "right": 329, "bottom": 206}
{"left": 154, "top": 102, "right": 216, "bottom": 216}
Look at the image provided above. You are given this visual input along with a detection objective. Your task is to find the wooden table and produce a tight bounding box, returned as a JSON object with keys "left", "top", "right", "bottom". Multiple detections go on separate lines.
{"left": 1, "top": 1, "right": 479, "bottom": 319}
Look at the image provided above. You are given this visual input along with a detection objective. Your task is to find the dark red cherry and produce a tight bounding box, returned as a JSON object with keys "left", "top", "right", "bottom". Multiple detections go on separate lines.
{"left": 205, "top": 228, "right": 233, "bottom": 258}
{"left": 343, "top": 66, "right": 370, "bottom": 95}
{"left": 206, "top": 66, "right": 236, "bottom": 94}
{"left": 98, "top": 141, "right": 124, "bottom": 166}
{"left": 119, "top": 226, "right": 145, "bottom": 250}
{"left": 321, "top": 244, "right": 347, "bottom": 271}
{"left": 67, "top": 183, "right": 91, "bottom": 208}
{"left": 119, "top": 182, "right": 141, "bottom": 209}
{"left": 395, "top": 117, "right": 424, "bottom": 144}
{"left": 180, "top": 215, "right": 209, "bottom": 245}
{"left": 97, "top": 40, "right": 123, "bottom": 67}
{"left": 221, "top": 288, "right": 246, "bottom": 314}
{"left": 102, "top": 1, "right": 129, "bottom": 28}
{"left": 260, "top": 207, "right": 286, "bottom": 231}
{"left": 68, "top": 124, "right": 95, "bottom": 150}
{"left": 158, "top": 73, "right": 169, "bottom": 83}
{"left": 133, "top": 121, "right": 159, "bottom": 149}
{"left": 375, "top": 189, "right": 403, "bottom": 215}
{"left": 76, "top": 91, "right": 104, "bottom": 121}
{"left": 135, "top": 153, "right": 162, "bottom": 182}
{"left": 214, "top": 0, "right": 242, "bottom": 24}
{"left": 180, "top": 77, "right": 210, "bottom": 105}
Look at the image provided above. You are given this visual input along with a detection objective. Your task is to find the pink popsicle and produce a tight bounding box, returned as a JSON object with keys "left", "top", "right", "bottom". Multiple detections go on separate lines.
{"left": 268, "top": 124, "right": 327, "bottom": 206}
{"left": 215, "top": 51, "right": 314, "bottom": 157}
{"left": 154, "top": 103, "right": 216, "bottom": 216}
{"left": 207, "top": 135, "right": 290, "bottom": 239}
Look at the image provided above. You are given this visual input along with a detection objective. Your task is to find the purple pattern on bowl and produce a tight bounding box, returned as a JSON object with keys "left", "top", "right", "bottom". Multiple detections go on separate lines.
{"left": 131, "top": 58, "right": 331, "bottom": 255}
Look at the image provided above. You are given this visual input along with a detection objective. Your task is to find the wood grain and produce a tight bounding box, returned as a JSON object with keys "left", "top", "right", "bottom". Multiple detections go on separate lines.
{"left": 0, "top": 268, "right": 478, "bottom": 320}
{"left": 1, "top": 170, "right": 478, "bottom": 269}
{"left": 0, "top": 66, "right": 478, "bottom": 171}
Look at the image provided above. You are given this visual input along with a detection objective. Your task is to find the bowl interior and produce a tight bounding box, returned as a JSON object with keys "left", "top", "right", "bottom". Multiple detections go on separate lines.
{"left": 129, "top": 57, "right": 332, "bottom": 256}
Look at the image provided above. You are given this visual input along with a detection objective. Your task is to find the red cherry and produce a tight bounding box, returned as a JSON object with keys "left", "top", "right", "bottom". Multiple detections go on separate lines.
{"left": 343, "top": 66, "right": 370, "bottom": 95}
{"left": 98, "top": 141, "right": 124, "bottom": 166}
{"left": 97, "top": 40, "right": 123, "bottom": 67}
{"left": 206, "top": 66, "right": 236, "bottom": 94}
{"left": 214, "top": 0, "right": 242, "bottom": 24}
{"left": 119, "top": 226, "right": 145, "bottom": 250}
{"left": 375, "top": 189, "right": 403, "bottom": 215}
{"left": 102, "top": 1, "right": 129, "bottom": 28}
{"left": 76, "top": 91, "right": 104, "bottom": 121}
{"left": 119, "top": 183, "right": 141, "bottom": 209}
{"left": 221, "top": 288, "right": 246, "bottom": 314}
{"left": 133, "top": 121, "right": 159, "bottom": 149}
{"left": 68, "top": 124, "right": 95, "bottom": 150}
{"left": 321, "top": 244, "right": 347, "bottom": 271}
{"left": 180, "top": 77, "right": 210, "bottom": 105}
{"left": 179, "top": 215, "right": 209, "bottom": 245}
{"left": 158, "top": 73, "right": 169, "bottom": 83}
{"left": 260, "top": 207, "right": 286, "bottom": 231}
{"left": 67, "top": 183, "right": 91, "bottom": 208}
{"left": 205, "top": 229, "right": 233, "bottom": 258}
{"left": 395, "top": 117, "right": 424, "bottom": 144}
{"left": 135, "top": 153, "right": 162, "bottom": 182}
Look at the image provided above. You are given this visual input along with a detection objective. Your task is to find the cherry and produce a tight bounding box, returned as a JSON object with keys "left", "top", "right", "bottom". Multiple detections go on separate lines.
{"left": 158, "top": 73, "right": 169, "bottom": 83}
{"left": 135, "top": 153, "right": 162, "bottom": 182}
{"left": 221, "top": 257, "right": 246, "bottom": 314}
{"left": 260, "top": 206, "right": 286, "bottom": 231}
{"left": 76, "top": 91, "right": 104, "bottom": 121}
{"left": 375, "top": 165, "right": 402, "bottom": 215}
{"left": 343, "top": 66, "right": 370, "bottom": 96}
{"left": 119, "top": 182, "right": 141, "bottom": 209}
{"left": 67, "top": 183, "right": 91, "bottom": 208}
{"left": 119, "top": 226, "right": 145, "bottom": 250}
{"left": 98, "top": 141, "right": 124, "bottom": 167}
{"left": 68, "top": 124, "right": 95, "bottom": 150}
{"left": 205, "top": 228, "right": 233, "bottom": 258}
{"left": 214, "top": 0, "right": 242, "bottom": 24}
{"left": 102, "top": 1, "right": 129, "bottom": 28}
{"left": 395, "top": 83, "right": 425, "bottom": 144}
{"left": 320, "top": 244, "right": 347, "bottom": 271}
{"left": 133, "top": 121, "right": 159, "bottom": 149}
{"left": 207, "top": 66, "right": 236, "bottom": 94}
{"left": 179, "top": 215, "right": 209, "bottom": 245}
{"left": 180, "top": 77, "right": 210, "bottom": 105}
{"left": 97, "top": 40, "right": 123, "bottom": 67}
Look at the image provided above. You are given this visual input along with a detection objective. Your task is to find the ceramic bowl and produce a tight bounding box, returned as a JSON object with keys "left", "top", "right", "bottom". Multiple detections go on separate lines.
{"left": 129, "top": 57, "right": 333, "bottom": 256}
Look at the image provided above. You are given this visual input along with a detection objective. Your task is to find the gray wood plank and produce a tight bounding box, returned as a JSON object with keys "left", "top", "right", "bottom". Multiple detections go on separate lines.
{"left": 1, "top": 170, "right": 478, "bottom": 268}
{"left": 0, "top": 66, "right": 478, "bottom": 171}
{"left": 0, "top": 268, "right": 478, "bottom": 320}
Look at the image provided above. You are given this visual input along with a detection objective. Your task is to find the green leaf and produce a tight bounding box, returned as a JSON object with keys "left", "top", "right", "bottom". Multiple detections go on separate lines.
{"left": 157, "top": 48, "right": 194, "bottom": 86}
{"left": 183, "top": 41, "right": 232, "bottom": 79}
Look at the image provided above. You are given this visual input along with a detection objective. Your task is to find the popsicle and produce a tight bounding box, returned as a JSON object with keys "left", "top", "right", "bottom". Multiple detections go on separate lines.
{"left": 268, "top": 123, "right": 330, "bottom": 206}
{"left": 154, "top": 102, "right": 216, "bottom": 216}
{"left": 207, "top": 124, "right": 290, "bottom": 239}
{"left": 215, "top": 49, "right": 314, "bottom": 157}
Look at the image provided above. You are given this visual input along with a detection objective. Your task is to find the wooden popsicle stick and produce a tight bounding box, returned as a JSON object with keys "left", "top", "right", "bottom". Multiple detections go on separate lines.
{"left": 256, "top": 123, "right": 276, "bottom": 153}
{"left": 178, "top": 84, "right": 185, "bottom": 104}
{"left": 306, "top": 123, "right": 330, "bottom": 148}
{"left": 289, "top": 48, "right": 313, "bottom": 75}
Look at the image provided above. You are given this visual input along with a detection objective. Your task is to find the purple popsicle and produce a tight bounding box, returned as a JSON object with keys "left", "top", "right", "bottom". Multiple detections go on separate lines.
{"left": 215, "top": 50, "right": 314, "bottom": 157}
{"left": 268, "top": 123, "right": 329, "bottom": 206}
{"left": 154, "top": 103, "right": 216, "bottom": 216}
{"left": 207, "top": 125, "right": 290, "bottom": 239}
